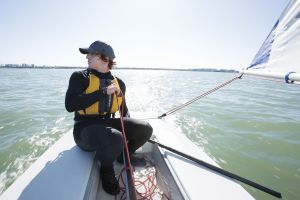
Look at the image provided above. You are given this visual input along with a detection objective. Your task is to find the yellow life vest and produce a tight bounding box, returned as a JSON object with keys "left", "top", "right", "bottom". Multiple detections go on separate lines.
{"left": 78, "top": 73, "right": 123, "bottom": 115}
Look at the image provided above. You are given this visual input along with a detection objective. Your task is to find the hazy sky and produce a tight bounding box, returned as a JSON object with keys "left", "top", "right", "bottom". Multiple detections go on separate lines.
{"left": 0, "top": 0, "right": 289, "bottom": 69}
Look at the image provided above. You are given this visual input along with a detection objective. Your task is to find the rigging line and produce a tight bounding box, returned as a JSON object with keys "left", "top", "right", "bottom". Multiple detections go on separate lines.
{"left": 134, "top": 117, "right": 161, "bottom": 121}
{"left": 116, "top": 91, "right": 138, "bottom": 200}
{"left": 157, "top": 73, "right": 243, "bottom": 119}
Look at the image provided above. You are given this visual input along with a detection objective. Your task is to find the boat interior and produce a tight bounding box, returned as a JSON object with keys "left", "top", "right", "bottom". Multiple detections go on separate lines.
{"left": 87, "top": 138, "right": 185, "bottom": 200}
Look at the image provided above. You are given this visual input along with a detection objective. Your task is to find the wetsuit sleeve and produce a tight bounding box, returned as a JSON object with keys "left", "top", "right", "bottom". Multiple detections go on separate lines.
{"left": 117, "top": 78, "right": 130, "bottom": 117}
{"left": 65, "top": 71, "right": 105, "bottom": 112}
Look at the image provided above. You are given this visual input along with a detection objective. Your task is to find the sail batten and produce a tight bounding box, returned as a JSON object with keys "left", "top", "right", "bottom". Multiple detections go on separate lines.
{"left": 242, "top": 0, "right": 300, "bottom": 84}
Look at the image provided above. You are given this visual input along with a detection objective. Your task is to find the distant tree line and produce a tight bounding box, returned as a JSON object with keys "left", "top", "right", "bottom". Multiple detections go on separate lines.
{"left": 1, "top": 64, "right": 238, "bottom": 73}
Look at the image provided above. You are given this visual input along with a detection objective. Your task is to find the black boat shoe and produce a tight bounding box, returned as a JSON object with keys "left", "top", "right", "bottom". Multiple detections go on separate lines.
{"left": 100, "top": 166, "right": 120, "bottom": 195}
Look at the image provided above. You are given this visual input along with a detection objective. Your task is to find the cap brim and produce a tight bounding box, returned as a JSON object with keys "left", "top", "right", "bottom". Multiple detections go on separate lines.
{"left": 79, "top": 48, "right": 90, "bottom": 54}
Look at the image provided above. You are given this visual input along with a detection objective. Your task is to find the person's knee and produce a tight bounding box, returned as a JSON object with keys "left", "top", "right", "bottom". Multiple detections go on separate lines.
{"left": 114, "top": 132, "right": 123, "bottom": 151}
{"left": 109, "top": 130, "right": 123, "bottom": 154}
{"left": 97, "top": 131, "right": 123, "bottom": 164}
{"left": 143, "top": 122, "right": 153, "bottom": 140}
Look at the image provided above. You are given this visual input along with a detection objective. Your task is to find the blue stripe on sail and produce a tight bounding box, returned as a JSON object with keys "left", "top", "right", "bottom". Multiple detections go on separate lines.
{"left": 248, "top": 20, "right": 279, "bottom": 69}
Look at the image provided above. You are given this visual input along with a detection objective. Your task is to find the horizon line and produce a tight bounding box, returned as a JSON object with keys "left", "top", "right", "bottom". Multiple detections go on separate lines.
{"left": 0, "top": 65, "right": 239, "bottom": 72}
{"left": 0, "top": 64, "right": 239, "bottom": 71}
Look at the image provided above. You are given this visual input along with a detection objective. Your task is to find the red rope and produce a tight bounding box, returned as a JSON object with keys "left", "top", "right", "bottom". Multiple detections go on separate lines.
{"left": 116, "top": 91, "right": 138, "bottom": 200}
{"left": 116, "top": 91, "right": 170, "bottom": 200}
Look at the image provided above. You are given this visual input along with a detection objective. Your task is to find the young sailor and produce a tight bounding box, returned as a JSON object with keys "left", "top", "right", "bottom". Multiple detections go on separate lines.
{"left": 65, "top": 41, "right": 152, "bottom": 195}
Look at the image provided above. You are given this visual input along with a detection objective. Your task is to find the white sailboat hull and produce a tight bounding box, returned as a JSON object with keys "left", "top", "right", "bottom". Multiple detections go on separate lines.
{"left": 0, "top": 118, "right": 254, "bottom": 200}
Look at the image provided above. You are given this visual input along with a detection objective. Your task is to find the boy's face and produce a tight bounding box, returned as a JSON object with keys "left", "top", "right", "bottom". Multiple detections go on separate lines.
{"left": 86, "top": 53, "right": 108, "bottom": 70}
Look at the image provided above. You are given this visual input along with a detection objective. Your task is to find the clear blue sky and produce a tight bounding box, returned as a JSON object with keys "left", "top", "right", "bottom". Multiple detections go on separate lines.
{"left": 0, "top": 0, "right": 289, "bottom": 70}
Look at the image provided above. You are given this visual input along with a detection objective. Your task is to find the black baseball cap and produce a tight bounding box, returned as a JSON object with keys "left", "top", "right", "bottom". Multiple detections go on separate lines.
{"left": 79, "top": 41, "right": 115, "bottom": 60}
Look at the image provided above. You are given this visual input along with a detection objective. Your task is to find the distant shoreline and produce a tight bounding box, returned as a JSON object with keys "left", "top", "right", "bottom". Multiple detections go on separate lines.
{"left": 0, "top": 65, "right": 239, "bottom": 73}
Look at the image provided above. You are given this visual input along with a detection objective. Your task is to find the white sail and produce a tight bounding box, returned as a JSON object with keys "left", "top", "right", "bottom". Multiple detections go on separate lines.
{"left": 241, "top": 0, "right": 300, "bottom": 84}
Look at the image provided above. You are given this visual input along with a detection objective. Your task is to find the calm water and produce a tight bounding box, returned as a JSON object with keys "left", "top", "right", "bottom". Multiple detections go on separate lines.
{"left": 0, "top": 68, "right": 299, "bottom": 200}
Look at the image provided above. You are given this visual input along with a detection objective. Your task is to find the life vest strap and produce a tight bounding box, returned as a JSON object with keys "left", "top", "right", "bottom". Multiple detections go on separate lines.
{"left": 78, "top": 113, "right": 114, "bottom": 119}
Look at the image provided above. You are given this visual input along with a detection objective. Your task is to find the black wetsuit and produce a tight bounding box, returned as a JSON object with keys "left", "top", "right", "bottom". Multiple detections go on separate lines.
{"left": 65, "top": 69, "right": 152, "bottom": 168}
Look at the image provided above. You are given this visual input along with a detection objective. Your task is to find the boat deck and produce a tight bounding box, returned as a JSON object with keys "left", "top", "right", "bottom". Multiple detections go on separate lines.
{"left": 0, "top": 118, "right": 254, "bottom": 200}
{"left": 94, "top": 143, "right": 184, "bottom": 200}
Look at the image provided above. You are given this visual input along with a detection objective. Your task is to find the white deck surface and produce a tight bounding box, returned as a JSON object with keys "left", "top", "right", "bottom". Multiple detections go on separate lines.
{"left": 0, "top": 131, "right": 95, "bottom": 200}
